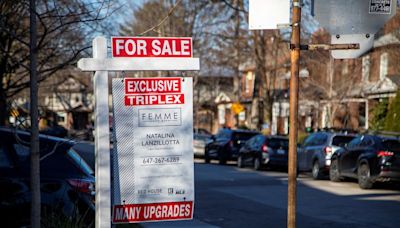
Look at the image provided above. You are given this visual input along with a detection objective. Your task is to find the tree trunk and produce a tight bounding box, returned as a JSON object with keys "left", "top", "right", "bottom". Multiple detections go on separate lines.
{"left": 30, "top": 0, "right": 40, "bottom": 227}
{"left": 0, "top": 86, "right": 7, "bottom": 126}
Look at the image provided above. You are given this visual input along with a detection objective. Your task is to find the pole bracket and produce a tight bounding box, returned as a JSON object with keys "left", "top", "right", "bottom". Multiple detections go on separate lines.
{"left": 289, "top": 43, "right": 360, "bottom": 51}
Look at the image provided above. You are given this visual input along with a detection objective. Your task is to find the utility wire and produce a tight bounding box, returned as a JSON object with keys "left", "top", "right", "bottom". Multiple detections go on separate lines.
{"left": 138, "top": 0, "right": 182, "bottom": 36}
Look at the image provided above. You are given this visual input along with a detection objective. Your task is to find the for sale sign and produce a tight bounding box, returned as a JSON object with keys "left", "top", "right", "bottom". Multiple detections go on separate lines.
{"left": 111, "top": 77, "right": 194, "bottom": 224}
{"left": 112, "top": 37, "right": 192, "bottom": 58}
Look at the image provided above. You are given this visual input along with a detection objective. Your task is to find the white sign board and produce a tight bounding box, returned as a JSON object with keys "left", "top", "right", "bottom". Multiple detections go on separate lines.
{"left": 111, "top": 77, "right": 194, "bottom": 224}
{"left": 249, "top": 0, "right": 290, "bottom": 30}
{"left": 314, "top": 0, "right": 397, "bottom": 35}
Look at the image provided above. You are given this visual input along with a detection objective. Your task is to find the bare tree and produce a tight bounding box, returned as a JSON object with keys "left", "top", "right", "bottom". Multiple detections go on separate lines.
{"left": 0, "top": 0, "right": 119, "bottom": 125}
{"left": 1, "top": 1, "right": 120, "bottom": 226}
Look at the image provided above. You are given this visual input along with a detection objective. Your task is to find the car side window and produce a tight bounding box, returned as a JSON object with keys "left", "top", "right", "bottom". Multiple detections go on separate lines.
{"left": 216, "top": 129, "right": 231, "bottom": 139}
{"left": 245, "top": 136, "right": 256, "bottom": 147}
{"left": 315, "top": 133, "right": 328, "bottom": 146}
{"left": 303, "top": 134, "right": 316, "bottom": 147}
{"left": 255, "top": 135, "right": 265, "bottom": 147}
{"left": 0, "top": 144, "right": 13, "bottom": 168}
{"left": 360, "top": 137, "right": 374, "bottom": 147}
{"left": 347, "top": 137, "right": 362, "bottom": 149}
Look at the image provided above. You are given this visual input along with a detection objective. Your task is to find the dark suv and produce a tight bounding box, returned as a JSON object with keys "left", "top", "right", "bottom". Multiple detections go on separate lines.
{"left": 0, "top": 127, "right": 95, "bottom": 227}
{"left": 237, "top": 135, "right": 289, "bottom": 170}
{"left": 330, "top": 134, "right": 400, "bottom": 189}
{"left": 298, "top": 131, "right": 356, "bottom": 179}
{"left": 205, "top": 128, "right": 259, "bottom": 164}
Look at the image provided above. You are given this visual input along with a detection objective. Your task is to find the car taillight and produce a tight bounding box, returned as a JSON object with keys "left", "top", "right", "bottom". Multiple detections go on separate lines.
{"left": 261, "top": 144, "right": 268, "bottom": 153}
{"left": 377, "top": 151, "right": 394, "bottom": 157}
{"left": 67, "top": 179, "right": 95, "bottom": 195}
{"left": 324, "top": 147, "right": 332, "bottom": 154}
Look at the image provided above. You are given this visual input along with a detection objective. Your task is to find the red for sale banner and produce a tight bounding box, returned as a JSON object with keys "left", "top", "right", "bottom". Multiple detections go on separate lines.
{"left": 112, "top": 37, "right": 192, "bottom": 58}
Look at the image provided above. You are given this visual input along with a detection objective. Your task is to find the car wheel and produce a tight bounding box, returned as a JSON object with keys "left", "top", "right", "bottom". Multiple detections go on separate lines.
{"left": 254, "top": 157, "right": 261, "bottom": 170}
{"left": 312, "top": 160, "right": 323, "bottom": 180}
{"left": 358, "top": 163, "right": 373, "bottom": 189}
{"left": 329, "top": 158, "right": 342, "bottom": 182}
{"left": 237, "top": 155, "right": 244, "bottom": 168}
{"left": 218, "top": 151, "right": 226, "bottom": 165}
{"left": 204, "top": 151, "right": 210, "bottom": 163}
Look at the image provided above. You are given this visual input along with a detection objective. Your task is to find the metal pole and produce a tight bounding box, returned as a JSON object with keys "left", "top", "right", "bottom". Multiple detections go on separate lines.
{"left": 93, "top": 37, "right": 111, "bottom": 228}
{"left": 288, "top": 1, "right": 301, "bottom": 228}
{"left": 29, "top": 0, "right": 40, "bottom": 227}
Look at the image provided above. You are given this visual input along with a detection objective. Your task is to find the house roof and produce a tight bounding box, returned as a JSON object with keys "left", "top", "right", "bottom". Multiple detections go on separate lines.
{"left": 374, "top": 32, "right": 400, "bottom": 48}
{"left": 362, "top": 77, "right": 399, "bottom": 95}
{"left": 215, "top": 92, "right": 234, "bottom": 104}
{"left": 388, "top": 75, "right": 400, "bottom": 86}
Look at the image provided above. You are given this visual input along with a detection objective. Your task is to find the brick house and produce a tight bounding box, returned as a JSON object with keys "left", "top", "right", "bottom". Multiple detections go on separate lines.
{"left": 314, "top": 9, "right": 400, "bottom": 130}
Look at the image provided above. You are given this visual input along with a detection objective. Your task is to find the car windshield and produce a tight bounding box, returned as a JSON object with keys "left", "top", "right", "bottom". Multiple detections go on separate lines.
{"left": 332, "top": 136, "right": 355, "bottom": 147}
{"left": 67, "top": 148, "right": 94, "bottom": 176}
{"left": 268, "top": 138, "right": 289, "bottom": 149}
{"left": 216, "top": 129, "right": 232, "bottom": 139}
{"left": 233, "top": 132, "right": 258, "bottom": 141}
{"left": 382, "top": 139, "right": 400, "bottom": 152}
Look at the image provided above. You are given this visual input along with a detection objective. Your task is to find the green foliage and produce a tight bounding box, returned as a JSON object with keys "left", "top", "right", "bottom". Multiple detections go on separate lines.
{"left": 384, "top": 90, "right": 400, "bottom": 132}
{"left": 297, "top": 131, "right": 309, "bottom": 145}
{"left": 370, "top": 98, "right": 389, "bottom": 131}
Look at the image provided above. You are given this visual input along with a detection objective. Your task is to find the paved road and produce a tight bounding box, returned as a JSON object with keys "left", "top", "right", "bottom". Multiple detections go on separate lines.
{"left": 145, "top": 160, "right": 400, "bottom": 228}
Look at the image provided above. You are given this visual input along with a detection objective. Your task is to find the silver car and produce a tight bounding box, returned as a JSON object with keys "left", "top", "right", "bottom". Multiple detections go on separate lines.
{"left": 193, "top": 129, "right": 211, "bottom": 158}
{"left": 298, "top": 131, "right": 356, "bottom": 179}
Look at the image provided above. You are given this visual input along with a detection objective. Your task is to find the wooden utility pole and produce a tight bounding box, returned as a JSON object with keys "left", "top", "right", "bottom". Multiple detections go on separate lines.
{"left": 288, "top": 0, "right": 301, "bottom": 227}
{"left": 29, "top": 0, "right": 40, "bottom": 227}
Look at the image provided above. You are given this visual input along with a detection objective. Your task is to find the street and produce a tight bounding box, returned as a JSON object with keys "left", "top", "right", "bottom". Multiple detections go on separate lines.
{"left": 145, "top": 159, "right": 400, "bottom": 228}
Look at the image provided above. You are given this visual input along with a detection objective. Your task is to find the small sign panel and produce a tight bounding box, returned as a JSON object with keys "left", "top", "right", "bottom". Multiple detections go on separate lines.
{"left": 314, "top": 0, "right": 397, "bottom": 35}
{"left": 249, "top": 0, "right": 290, "bottom": 30}
{"left": 112, "top": 77, "right": 194, "bottom": 224}
{"left": 111, "top": 37, "right": 193, "bottom": 58}
{"left": 369, "top": 0, "right": 392, "bottom": 14}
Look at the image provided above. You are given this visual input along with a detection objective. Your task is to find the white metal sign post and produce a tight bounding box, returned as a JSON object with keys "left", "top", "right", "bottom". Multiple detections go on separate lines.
{"left": 77, "top": 36, "right": 199, "bottom": 228}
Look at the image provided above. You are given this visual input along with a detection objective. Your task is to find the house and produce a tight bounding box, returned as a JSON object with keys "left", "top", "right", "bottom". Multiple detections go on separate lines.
{"left": 315, "top": 9, "right": 400, "bottom": 130}
{"left": 194, "top": 75, "right": 235, "bottom": 134}
{"left": 40, "top": 72, "right": 94, "bottom": 131}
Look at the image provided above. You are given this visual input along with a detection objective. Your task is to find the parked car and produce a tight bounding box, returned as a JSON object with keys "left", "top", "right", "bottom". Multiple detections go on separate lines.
{"left": 193, "top": 128, "right": 212, "bottom": 158}
{"left": 0, "top": 127, "right": 95, "bottom": 227}
{"left": 330, "top": 134, "right": 400, "bottom": 189}
{"left": 73, "top": 142, "right": 95, "bottom": 170}
{"left": 298, "top": 131, "right": 356, "bottom": 179}
{"left": 237, "top": 135, "right": 289, "bottom": 170}
{"left": 204, "top": 128, "right": 259, "bottom": 164}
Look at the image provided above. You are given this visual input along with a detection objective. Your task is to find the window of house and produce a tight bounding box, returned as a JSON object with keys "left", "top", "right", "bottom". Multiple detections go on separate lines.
{"left": 380, "top": 52, "right": 388, "bottom": 80}
{"left": 362, "top": 55, "right": 370, "bottom": 82}
{"left": 341, "top": 61, "right": 348, "bottom": 75}
{"left": 245, "top": 72, "right": 254, "bottom": 94}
